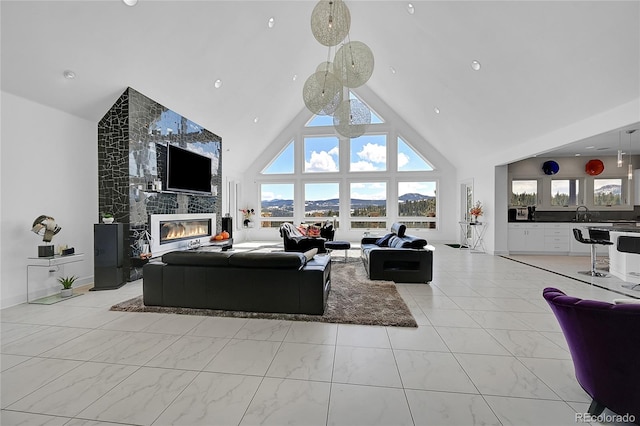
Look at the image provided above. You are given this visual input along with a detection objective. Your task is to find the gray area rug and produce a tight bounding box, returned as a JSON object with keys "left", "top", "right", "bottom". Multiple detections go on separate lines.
{"left": 111, "top": 261, "right": 417, "bottom": 327}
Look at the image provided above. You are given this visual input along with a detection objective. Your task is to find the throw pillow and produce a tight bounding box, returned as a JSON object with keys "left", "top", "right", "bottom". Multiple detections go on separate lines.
{"left": 303, "top": 248, "right": 318, "bottom": 262}
{"left": 307, "top": 225, "right": 321, "bottom": 237}
{"left": 296, "top": 225, "right": 307, "bottom": 236}
{"left": 388, "top": 235, "right": 403, "bottom": 248}
{"left": 375, "top": 233, "right": 394, "bottom": 247}
{"left": 391, "top": 222, "right": 406, "bottom": 237}
{"left": 410, "top": 239, "right": 428, "bottom": 249}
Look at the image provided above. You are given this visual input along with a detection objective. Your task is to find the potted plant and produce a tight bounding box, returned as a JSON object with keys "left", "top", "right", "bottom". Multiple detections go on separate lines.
{"left": 102, "top": 212, "right": 114, "bottom": 224}
{"left": 57, "top": 275, "right": 77, "bottom": 297}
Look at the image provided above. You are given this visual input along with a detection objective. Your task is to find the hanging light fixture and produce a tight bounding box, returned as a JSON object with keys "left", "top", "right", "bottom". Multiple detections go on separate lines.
{"left": 617, "top": 131, "right": 623, "bottom": 167}
{"left": 333, "top": 97, "right": 371, "bottom": 138}
{"left": 333, "top": 40, "right": 375, "bottom": 88}
{"left": 304, "top": 0, "right": 375, "bottom": 137}
{"left": 303, "top": 70, "right": 343, "bottom": 115}
{"left": 627, "top": 129, "right": 636, "bottom": 180}
{"left": 310, "top": 0, "right": 351, "bottom": 47}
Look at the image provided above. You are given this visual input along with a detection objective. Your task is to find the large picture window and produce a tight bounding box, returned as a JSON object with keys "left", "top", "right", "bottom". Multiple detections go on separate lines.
{"left": 398, "top": 181, "right": 437, "bottom": 229}
{"left": 350, "top": 182, "right": 387, "bottom": 229}
{"left": 551, "top": 179, "right": 580, "bottom": 206}
{"left": 511, "top": 180, "right": 538, "bottom": 206}
{"left": 304, "top": 136, "right": 339, "bottom": 173}
{"left": 593, "top": 179, "right": 622, "bottom": 206}
{"left": 305, "top": 183, "right": 339, "bottom": 219}
{"left": 259, "top": 94, "right": 440, "bottom": 232}
{"left": 350, "top": 135, "right": 386, "bottom": 171}
{"left": 260, "top": 183, "right": 293, "bottom": 228}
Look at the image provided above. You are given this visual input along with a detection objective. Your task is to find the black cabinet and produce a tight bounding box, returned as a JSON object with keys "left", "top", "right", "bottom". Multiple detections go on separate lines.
{"left": 93, "top": 223, "right": 125, "bottom": 290}
{"left": 222, "top": 216, "right": 233, "bottom": 238}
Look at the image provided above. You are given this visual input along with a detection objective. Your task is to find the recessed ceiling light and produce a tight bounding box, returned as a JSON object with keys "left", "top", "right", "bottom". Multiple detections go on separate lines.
{"left": 268, "top": 17, "right": 275, "bottom": 28}
{"left": 471, "top": 60, "right": 481, "bottom": 71}
{"left": 214, "top": 79, "right": 223, "bottom": 89}
{"left": 122, "top": 0, "right": 137, "bottom": 6}
{"left": 585, "top": 146, "right": 595, "bottom": 149}
{"left": 434, "top": 107, "right": 440, "bottom": 114}
{"left": 389, "top": 66, "right": 396, "bottom": 74}
{"left": 407, "top": 3, "right": 415, "bottom": 14}
{"left": 292, "top": 74, "right": 298, "bottom": 81}
{"left": 63, "top": 70, "right": 76, "bottom": 79}
{"left": 575, "top": 153, "right": 581, "bottom": 156}
{"left": 253, "top": 117, "right": 259, "bottom": 124}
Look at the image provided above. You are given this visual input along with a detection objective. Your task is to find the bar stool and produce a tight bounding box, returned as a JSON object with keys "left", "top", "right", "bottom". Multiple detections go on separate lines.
{"left": 572, "top": 228, "right": 613, "bottom": 278}
{"left": 588, "top": 228, "right": 610, "bottom": 270}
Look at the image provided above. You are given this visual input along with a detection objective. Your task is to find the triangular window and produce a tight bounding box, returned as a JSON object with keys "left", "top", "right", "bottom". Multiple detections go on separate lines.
{"left": 262, "top": 140, "right": 294, "bottom": 174}
{"left": 397, "top": 137, "right": 433, "bottom": 171}
{"left": 305, "top": 91, "right": 384, "bottom": 127}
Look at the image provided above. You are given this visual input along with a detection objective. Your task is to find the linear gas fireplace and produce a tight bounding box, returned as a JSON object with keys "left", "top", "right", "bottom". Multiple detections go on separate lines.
{"left": 150, "top": 213, "right": 216, "bottom": 256}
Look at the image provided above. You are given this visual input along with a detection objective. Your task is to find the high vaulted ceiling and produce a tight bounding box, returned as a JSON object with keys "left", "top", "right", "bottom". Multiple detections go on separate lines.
{"left": 2, "top": 1, "right": 639, "bottom": 175}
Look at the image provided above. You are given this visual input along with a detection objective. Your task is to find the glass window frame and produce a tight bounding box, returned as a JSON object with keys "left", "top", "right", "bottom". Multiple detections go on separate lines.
{"left": 303, "top": 135, "right": 340, "bottom": 174}
{"left": 349, "top": 133, "right": 388, "bottom": 172}
{"left": 259, "top": 182, "right": 294, "bottom": 228}
{"left": 550, "top": 177, "right": 581, "bottom": 207}
{"left": 348, "top": 181, "right": 388, "bottom": 230}
{"left": 397, "top": 180, "right": 438, "bottom": 230}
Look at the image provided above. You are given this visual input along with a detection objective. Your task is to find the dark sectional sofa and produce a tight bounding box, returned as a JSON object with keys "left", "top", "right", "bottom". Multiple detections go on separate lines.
{"left": 360, "top": 222, "right": 434, "bottom": 283}
{"left": 143, "top": 249, "right": 331, "bottom": 315}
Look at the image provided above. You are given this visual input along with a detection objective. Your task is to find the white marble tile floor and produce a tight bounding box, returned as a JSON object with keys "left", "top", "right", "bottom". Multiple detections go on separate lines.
{"left": 1, "top": 242, "right": 637, "bottom": 425}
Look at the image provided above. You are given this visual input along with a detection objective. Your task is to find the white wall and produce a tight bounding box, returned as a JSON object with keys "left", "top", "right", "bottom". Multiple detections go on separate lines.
{"left": 1, "top": 92, "right": 97, "bottom": 308}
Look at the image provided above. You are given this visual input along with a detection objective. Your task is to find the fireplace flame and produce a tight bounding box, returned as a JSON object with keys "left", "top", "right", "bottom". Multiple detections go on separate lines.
{"left": 161, "top": 220, "right": 210, "bottom": 243}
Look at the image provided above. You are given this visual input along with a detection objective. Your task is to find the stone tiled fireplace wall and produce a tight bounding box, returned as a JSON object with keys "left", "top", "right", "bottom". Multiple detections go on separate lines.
{"left": 98, "top": 87, "right": 222, "bottom": 280}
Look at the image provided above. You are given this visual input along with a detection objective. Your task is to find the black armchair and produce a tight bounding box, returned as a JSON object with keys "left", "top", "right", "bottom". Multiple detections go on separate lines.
{"left": 279, "top": 223, "right": 327, "bottom": 253}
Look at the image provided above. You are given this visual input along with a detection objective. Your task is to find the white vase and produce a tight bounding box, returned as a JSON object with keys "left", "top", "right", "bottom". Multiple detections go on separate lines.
{"left": 60, "top": 288, "right": 73, "bottom": 298}
{"left": 102, "top": 217, "right": 114, "bottom": 224}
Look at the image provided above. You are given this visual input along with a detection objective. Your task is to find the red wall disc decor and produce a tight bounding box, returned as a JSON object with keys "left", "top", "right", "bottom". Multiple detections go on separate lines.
{"left": 585, "top": 159, "right": 604, "bottom": 176}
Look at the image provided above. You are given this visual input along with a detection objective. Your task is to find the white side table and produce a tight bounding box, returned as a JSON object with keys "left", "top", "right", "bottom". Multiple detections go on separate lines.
{"left": 27, "top": 253, "right": 84, "bottom": 303}
{"left": 458, "top": 222, "right": 487, "bottom": 252}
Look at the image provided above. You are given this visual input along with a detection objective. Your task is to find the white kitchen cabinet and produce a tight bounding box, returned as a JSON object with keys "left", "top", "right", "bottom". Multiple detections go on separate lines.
{"left": 544, "top": 223, "right": 569, "bottom": 252}
{"left": 508, "top": 223, "right": 544, "bottom": 253}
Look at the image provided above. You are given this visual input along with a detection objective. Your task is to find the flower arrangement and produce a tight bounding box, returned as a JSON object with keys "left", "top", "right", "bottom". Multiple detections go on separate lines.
{"left": 470, "top": 201, "right": 483, "bottom": 218}
{"left": 239, "top": 208, "right": 255, "bottom": 227}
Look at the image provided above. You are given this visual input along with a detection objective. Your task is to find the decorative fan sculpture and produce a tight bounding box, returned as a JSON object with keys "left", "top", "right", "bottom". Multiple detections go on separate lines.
{"left": 31, "top": 215, "right": 61, "bottom": 257}
{"left": 542, "top": 160, "right": 560, "bottom": 175}
{"left": 585, "top": 159, "right": 605, "bottom": 176}
{"left": 31, "top": 215, "right": 61, "bottom": 242}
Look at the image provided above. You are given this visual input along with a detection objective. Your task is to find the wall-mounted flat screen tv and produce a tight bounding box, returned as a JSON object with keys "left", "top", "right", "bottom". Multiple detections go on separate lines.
{"left": 166, "top": 144, "right": 212, "bottom": 195}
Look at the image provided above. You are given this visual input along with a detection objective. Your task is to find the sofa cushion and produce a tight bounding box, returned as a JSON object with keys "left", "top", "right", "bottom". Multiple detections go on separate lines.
{"left": 388, "top": 235, "right": 409, "bottom": 248}
{"left": 391, "top": 222, "right": 407, "bottom": 237}
{"left": 229, "top": 251, "right": 306, "bottom": 269}
{"left": 403, "top": 235, "right": 428, "bottom": 249}
{"left": 303, "top": 248, "right": 318, "bottom": 262}
{"left": 162, "top": 251, "right": 232, "bottom": 266}
{"left": 387, "top": 235, "right": 428, "bottom": 249}
{"left": 375, "top": 233, "right": 394, "bottom": 247}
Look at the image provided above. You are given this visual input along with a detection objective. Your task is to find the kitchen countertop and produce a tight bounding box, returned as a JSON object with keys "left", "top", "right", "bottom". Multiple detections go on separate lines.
{"left": 509, "top": 220, "right": 640, "bottom": 224}
{"left": 587, "top": 225, "right": 640, "bottom": 233}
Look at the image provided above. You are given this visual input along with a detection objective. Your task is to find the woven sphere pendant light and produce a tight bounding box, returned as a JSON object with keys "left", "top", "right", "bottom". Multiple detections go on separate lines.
{"left": 310, "top": 0, "right": 351, "bottom": 47}
{"left": 333, "top": 98, "right": 371, "bottom": 138}
{"left": 303, "top": 71, "right": 343, "bottom": 116}
{"left": 316, "top": 61, "right": 335, "bottom": 75}
{"left": 334, "top": 41, "right": 374, "bottom": 88}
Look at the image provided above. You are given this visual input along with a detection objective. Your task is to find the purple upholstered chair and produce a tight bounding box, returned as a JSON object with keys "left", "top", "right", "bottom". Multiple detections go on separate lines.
{"left": 543, "top": 288, "right": 640, "bottom": 423}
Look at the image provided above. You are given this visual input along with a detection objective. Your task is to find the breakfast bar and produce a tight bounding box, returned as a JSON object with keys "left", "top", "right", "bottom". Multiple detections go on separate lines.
{"left": 589, "top": 226, "right": 640, "bottom": 283}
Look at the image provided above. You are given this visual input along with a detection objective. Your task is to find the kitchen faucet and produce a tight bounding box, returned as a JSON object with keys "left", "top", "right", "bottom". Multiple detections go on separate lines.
{"left": 575, "top": 205, "right": 590, "bottom": 222}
